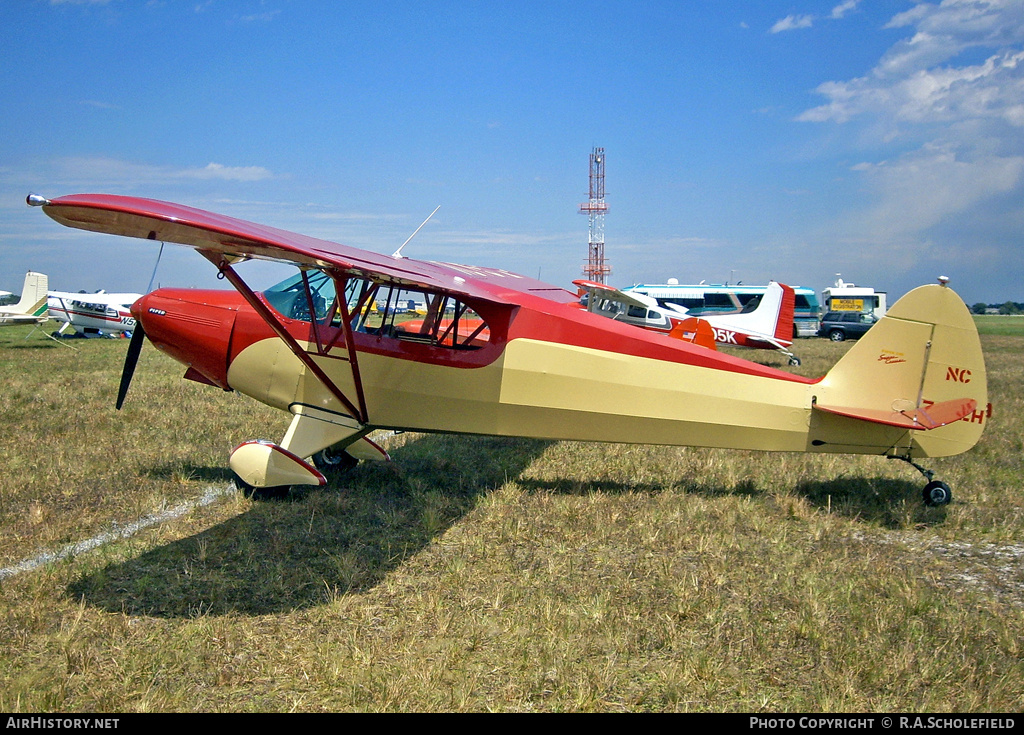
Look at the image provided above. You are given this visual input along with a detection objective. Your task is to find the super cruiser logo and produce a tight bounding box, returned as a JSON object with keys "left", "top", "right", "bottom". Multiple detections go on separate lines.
{"left": 877, "top": 350, "right": 906, "bottom": 365}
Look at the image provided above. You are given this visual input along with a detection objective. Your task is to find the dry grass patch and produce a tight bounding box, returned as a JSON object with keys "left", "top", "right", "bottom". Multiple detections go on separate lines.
{"left": 1, "top": 326, "right": 1022, "bottom": 711}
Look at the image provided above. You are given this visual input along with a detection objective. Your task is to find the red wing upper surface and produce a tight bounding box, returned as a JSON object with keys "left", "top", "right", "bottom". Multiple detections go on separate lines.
{"left": 40, "top": 194, "right": 578, "bottom": 308}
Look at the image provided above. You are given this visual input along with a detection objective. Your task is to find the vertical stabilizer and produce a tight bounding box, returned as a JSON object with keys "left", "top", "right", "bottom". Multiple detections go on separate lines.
{"left": 813, "top": 283, "right": 987, "bottom": 458}
{"left": 709, "top": 281, "right": 795, "bottom": 346}
{"left": 12, "top": 271, "right": 49, "bottom": 317}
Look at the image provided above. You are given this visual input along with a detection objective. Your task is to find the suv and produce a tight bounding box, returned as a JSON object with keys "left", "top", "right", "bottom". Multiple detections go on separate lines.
{"left": 817, "top": 311, "right": 877, "bottom": 341}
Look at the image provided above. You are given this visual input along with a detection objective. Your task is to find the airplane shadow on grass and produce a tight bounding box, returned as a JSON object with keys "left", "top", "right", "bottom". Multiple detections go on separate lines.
{"left": 2, "top": 341, "right": 60, "bottom": 350}
{"left": 792, "top": 476, "right": 947, "bottom": 529}
{"left": 67, "top": 434, "right": 551, "bottom": 618}
{"left": 67, "top": 436, "right": 941, "bottom": 618}
{"left": 517, "top": 473, "right": 939, "bottom": 529}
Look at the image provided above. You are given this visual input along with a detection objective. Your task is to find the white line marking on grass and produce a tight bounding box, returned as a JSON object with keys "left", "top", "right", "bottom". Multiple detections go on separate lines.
{"left": 0, "top": 485, "right": 235, "bottom": 580}
{"left": 0, "top": 431, "right": 404, "bottom": 580}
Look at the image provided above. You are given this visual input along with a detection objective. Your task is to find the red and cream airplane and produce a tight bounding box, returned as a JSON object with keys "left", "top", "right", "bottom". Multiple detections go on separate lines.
{"left": 29, "top": 193, "right": 989, "bottom": 506}
{"left": 575, "top": 279, "right": 799, "bottom": 364}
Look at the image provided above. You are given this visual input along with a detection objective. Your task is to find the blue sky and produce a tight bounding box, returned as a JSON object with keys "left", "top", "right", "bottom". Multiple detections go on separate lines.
{"left": 2, "top": 0, "right": 1023, "bottom": 305}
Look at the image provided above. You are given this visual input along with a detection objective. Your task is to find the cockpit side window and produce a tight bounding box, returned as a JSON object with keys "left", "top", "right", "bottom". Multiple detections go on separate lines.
{"left": 264, "top": 268, "right": 491, "bottom": 351}
{"left": 350, "top": 281, "right": 490, "bottom": 349}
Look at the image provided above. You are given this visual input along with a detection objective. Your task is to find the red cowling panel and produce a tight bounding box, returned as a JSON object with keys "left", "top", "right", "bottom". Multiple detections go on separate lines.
{"left": 133, "top": 289, "right": 239, "bottom": 389}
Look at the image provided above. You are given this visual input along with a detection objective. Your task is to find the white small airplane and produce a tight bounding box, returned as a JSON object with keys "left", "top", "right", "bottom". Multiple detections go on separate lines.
{"left": 576, "top": 279, "right": 801, "bottom": 365}
{"left": 47, "top": 289, "right": 142, "bottom": 337}
{"left": 0, "top": 271, "right": 50, "bottom": 326}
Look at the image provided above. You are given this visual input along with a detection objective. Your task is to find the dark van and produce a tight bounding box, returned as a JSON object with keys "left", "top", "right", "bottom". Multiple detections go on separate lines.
{"left": 817, "top": 311, "right": 877, "bottom": 341}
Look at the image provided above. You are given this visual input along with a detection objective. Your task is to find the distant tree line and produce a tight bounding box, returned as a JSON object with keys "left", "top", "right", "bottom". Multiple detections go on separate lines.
{"left": 971, "top": 302, "right": 1024, "bottom": 315}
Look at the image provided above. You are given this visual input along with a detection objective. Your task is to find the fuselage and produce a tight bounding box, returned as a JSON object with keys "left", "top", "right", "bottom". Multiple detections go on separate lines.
{"left": 132, "top": 280, "right": 919, "bottom": 457}
{"left": 49, "top": 293, "right": 139, "bottom": 334}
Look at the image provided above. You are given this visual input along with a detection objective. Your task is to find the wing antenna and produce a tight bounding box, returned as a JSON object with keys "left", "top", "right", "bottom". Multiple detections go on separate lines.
{"left": 392, "top": 205, "right": 440, "bottom": 259}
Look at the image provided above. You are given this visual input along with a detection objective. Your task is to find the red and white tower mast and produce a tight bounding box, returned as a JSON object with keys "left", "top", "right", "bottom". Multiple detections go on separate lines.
{"left": 579, "top": 147, "right": 610, "bottom": 283}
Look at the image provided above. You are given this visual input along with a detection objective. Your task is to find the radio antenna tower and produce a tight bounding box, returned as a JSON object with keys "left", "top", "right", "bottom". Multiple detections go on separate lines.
{"left": 579, "top": 147, "right": 610, "bottom": 283}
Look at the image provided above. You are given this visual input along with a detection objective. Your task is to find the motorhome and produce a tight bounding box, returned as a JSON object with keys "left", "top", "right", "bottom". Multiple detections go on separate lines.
{"left": 820, "top": 277, "right": 887, "bottom": 319}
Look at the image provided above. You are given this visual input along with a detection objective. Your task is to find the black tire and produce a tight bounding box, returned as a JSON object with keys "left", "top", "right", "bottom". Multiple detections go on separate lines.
{"left": 312, "top": 446, "right": 359, "bottom": 473}
{"left": 788, "top": 356, "right": 801, "bottom": 366}
{"left": 829, "top": 329, "right": 846, "bottom": 342}
{"left": 923, "top": 480, "right": 952, "bottom": 507}
{"left": 230, "top": 472, "right": 295, "bottom": 500}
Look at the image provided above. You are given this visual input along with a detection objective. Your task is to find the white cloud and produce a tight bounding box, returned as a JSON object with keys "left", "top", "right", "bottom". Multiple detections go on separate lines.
{"left": 771, "top": 1, "right": 861, "bottom": 34}
{"left": 801, "top": 49, "right": 1024, "bottom": 128}
{"left": 32, "top": 156, "right": 274, "bottom": 186}
{"left": 831, "top": 1, "right": 861, "bottom": 20}
{"left": 854, "top": 143, "right": 1024, "bottom": 236}
{"left": 797, "top": 1, "right": 1024, "bottom": 297}
{"left": 771, "top": 14, "right": 814, "bottom": 33}
{"left": 185, "top": 162, "right": 273, "bottom": 181}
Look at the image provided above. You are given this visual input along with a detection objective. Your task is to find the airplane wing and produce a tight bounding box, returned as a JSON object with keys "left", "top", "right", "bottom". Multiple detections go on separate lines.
{"left": 572, "top": 279, "right": 657, "bottom": 310}
{"left": 35, "top": 194, "right": 578, "bottom": 307}
{"left": 48, "top": 290, "right": 142, "bottom": 308}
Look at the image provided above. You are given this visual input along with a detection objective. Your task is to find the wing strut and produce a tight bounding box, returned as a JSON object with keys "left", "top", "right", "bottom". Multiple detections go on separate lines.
{"left": 200, "top": 251, "right": 369, "bottom": 424}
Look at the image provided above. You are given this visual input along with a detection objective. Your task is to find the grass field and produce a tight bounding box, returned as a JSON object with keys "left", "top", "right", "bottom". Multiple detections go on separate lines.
{"left": 0, "top": 324, "right": 1021, "bottom": 712}
{"left": 974, "top": 314, "right": 1024, "bottom": 337}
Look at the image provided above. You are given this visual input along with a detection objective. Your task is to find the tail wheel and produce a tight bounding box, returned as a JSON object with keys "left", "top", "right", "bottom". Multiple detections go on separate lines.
{"left": 923, "top": 480, "right": 953, "bottom": 507}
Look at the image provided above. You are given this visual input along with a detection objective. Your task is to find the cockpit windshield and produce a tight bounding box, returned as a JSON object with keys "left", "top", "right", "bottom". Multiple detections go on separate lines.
{"left": 262, "top": 269, "right": 337, "bottom": 323}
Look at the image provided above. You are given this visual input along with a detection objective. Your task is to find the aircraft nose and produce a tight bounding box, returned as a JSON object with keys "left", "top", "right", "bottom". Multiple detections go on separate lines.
{"left": 133, "top": 288, "right": 239, "bottom": 389}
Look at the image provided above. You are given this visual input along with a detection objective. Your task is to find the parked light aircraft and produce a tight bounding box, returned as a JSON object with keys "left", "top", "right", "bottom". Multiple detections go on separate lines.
{"left": 48, "top": 290, "right": 141, "bottom": 337}
{"left": 576, "top": 279, "right": 800, "bottom": 365}
{"left": 30, "top": 193, "right": 990, "bottom": 506}
{"left": 0, "top": 271, "right": 49, "bottom": 326}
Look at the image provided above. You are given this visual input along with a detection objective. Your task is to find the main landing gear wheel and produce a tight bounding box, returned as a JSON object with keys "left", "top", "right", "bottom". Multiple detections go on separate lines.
{"left": 312, "top": 446, "right": 359, "bottom": 474}
{"left": 923, "top": 480, "right": 953, "bottom": 507}
{"left": 788, "top": 356, "right": 801, "bottom": 366}
{"left": 230, "top": 473, "right": 294, "bottom": 500}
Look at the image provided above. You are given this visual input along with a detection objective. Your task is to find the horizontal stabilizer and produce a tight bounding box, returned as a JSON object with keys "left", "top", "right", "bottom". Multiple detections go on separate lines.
{"left": 814, "top": 398, "right": 978, "bottom": 431}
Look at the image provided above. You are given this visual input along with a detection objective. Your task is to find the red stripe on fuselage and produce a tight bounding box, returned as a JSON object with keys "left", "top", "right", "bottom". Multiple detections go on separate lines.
{"left": 137, "top": 283, "right": 817, "bottom": 392}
